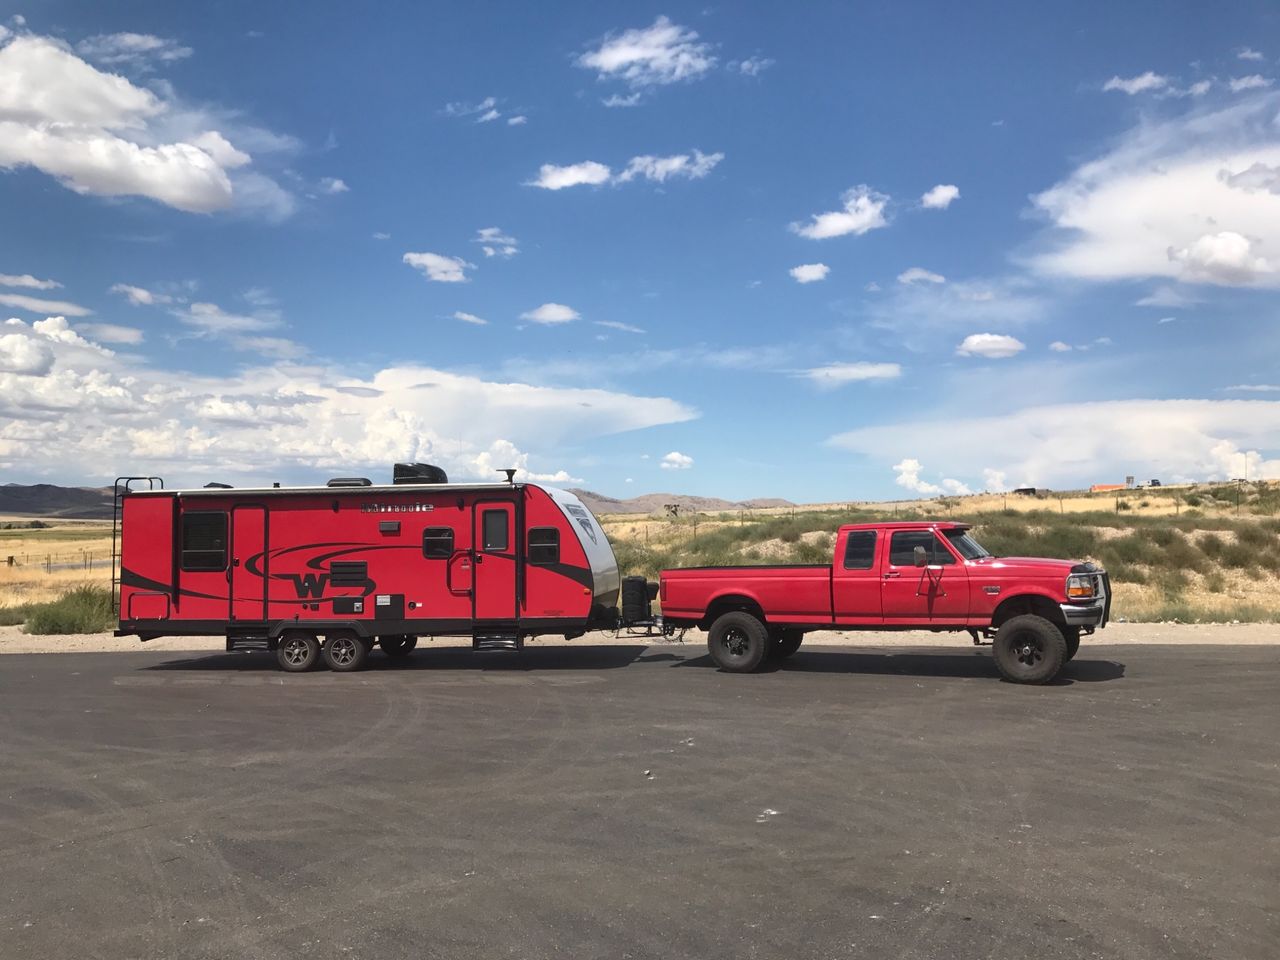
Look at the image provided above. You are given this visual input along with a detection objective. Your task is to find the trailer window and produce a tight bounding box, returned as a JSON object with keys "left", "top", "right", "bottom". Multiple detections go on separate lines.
{"left": 527, "top": 527, "right": 559, "bottom": 565}
{"left": 181, "top": 512, "right": 227, "bottom": 571}
{"left": 482, "top": 510, "right": 508, "bottom": 552}
{"left": 422, "top": 527, "right": 454, "bottom": 559}
{"left": 889, "top": 530, "right": 955, "bottom": 567}
{"left": 842, "top": 531, "right": 877, "bottom": 569}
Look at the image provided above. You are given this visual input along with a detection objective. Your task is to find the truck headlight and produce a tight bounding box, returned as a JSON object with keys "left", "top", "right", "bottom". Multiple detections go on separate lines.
{"left": 1066, "top": 574, "right": 1096, "bottom": 600}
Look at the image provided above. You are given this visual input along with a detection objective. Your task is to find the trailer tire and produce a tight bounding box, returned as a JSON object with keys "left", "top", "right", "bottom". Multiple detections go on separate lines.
{"left": 992, "top": 615, "right": 1066, "bottom": 684}
{"left": 1063, "top": 627, "right": 1081, "bottom": 662}
{"left": 708, "top": 611, "right": 770, "bottom": 673}
{"left": 769, "top": 628, "right": 803, "bottom": 659}
{"left": 378, "top": 635, "right": 417, "bottom": 657}
{"left": 323, "top": 632, "right": 368, "bottom": 672}
{"left": 277, "top": 631, "right": 320, "bottom": 672}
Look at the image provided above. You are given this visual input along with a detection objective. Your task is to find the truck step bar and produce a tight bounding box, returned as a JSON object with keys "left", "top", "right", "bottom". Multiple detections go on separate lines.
{"left": 473, "top": 634, "right": 522, "bottom": 652}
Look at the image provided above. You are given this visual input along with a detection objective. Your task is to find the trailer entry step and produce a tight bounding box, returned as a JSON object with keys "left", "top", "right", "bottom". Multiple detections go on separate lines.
{"left": 473, "top": 634, "right": 522, "bottom": 652}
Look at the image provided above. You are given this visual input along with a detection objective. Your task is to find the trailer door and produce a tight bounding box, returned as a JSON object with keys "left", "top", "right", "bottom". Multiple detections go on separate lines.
{"left": 473, "top": 502, "right": 517, "bottom": 620}
{"left": 229, "top": 504, "right": 268, "bottom": 622}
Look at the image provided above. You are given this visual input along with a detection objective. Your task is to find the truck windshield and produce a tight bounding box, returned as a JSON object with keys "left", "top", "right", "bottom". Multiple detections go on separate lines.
{"left": 943, "top": 529, "right": 992, "bottom": 560}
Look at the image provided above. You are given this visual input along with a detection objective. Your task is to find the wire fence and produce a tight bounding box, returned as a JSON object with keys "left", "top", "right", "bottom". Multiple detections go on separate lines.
{"left": 3, "top": 551, "right": 112, "bottom": 573}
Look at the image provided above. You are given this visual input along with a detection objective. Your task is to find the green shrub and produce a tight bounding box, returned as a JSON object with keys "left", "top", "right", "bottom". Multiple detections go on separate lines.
{"left": 0, "top": 605, "right": 30, "bottom": 626}
{"left": 1183, "top": 494, "right": 1202, "bottom": 507}
{"left": 1199, "top": 533, "right": 1224, "bottom": 558}
{"left": 1236, "top": 524, "right": 1274, "bottom": 548}
{"left": 22, "top": 585, "right": 115, "bottom": 635}
{"left": 1203, "top": 572, "right": 1227, "bottom": 593}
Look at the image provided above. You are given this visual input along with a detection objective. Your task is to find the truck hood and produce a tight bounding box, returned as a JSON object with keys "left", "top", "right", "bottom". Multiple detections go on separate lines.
{"left": 976, "top": 556, "right": 1080, "bottom": 576}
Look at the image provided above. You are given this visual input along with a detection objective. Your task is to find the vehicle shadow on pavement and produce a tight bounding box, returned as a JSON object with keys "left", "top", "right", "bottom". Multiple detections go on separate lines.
{"left": 142, "top": 645, "right": 655, "bottom": 673}
{"left": 679, "top": 650, "right": 1127, "bottom": 684}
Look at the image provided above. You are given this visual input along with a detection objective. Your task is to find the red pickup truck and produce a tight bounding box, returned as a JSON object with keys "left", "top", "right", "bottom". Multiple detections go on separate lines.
{"left": 659, "top": 521, "right": 1110, "bottom": 684}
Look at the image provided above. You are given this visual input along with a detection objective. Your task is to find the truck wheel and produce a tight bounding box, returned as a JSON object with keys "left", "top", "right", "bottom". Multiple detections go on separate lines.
{"left": 323, "top": 632, "right": 368, "bottom": 672}
{"left": 1063, "top": 627, "right": 1081, "bottom": 662}
{"left": 708, "top": 611, "right": 770, "bottom": 673}
{"left": 378, "top": 635, "right": 417, "bottom": 657}
{"left": 992, "top": 615, "right": 1066, "bottom": 684}
{"left": 277, "top": 631, "right": 320, "bottom": 672}
{"left": 769, "top": 629, "right": 803, "bottom": 659}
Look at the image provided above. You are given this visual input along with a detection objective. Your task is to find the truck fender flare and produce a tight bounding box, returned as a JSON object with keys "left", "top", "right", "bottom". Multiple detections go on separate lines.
{"left": 990, "top": 592, "right": 1065, "bottom": 630}
{"left": 701, "top": 593, "right": 767, "bottom": 630}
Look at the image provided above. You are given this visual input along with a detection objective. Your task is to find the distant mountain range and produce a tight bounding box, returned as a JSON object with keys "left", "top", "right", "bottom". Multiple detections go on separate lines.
{"left": 0, "top": 482, "right": 792, "bottom": 520}
{"left": 568, "top": 489, "right": 793, "bottom": 516}
{"left": 0, "top": 483, "right": 114, "bottom": 519}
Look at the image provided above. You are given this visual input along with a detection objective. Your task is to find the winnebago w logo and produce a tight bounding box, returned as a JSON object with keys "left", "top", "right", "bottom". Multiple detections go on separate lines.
{"left": 280, "top": 572, "right": 329, "bottom": 599}
{"left": 272, "top": 560, "right": 375, "bottom": 599}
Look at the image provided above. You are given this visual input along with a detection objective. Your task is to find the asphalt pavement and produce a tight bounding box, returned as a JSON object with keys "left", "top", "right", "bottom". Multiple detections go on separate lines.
{"left": 0, "top": 642, "right": 1276, "bottom": 959}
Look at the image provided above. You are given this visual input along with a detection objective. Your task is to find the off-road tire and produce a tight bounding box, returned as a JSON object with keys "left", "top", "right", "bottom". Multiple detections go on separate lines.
{"left": 277, "top": 631, "right": 320, "bottom": 672}
{"left": 378, "top": 635, "right": 418, "bottom": 657}
{"left": 707, "top": 611, "right": 770, "bottom": 673}
{"left": 769, "top": 628, "right": 804, "bottom": 659}
{"left": 323, "top": 632, "right": 369, "bottom": 672}
{"left": 992, "top": 614, "right": 1066, "bottom": 684}
{"left": 1063, "top": 627, "right": 1081, "bottom": 662}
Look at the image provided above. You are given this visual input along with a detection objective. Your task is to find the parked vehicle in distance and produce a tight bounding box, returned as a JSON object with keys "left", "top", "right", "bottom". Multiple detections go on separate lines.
{"left": 659, "top": 521, "right": 1110, "bottom": 684}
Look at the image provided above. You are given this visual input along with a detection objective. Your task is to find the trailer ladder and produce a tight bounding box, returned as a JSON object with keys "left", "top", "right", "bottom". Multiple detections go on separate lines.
{"left": 110, "top": 476, "right": 164, "bottom": 616}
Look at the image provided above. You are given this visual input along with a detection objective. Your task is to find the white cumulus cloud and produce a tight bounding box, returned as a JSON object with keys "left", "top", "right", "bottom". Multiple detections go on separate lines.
{"left": 891, "top": 458, "right": 970, "bottom": 496}
{"left": 897, "top": 267, "right": 945, "bottom": 285}
{"left": 577, "top": 16, "right": 715, "bottom": 88}
{"left": 0, "top": 273, "right": 60, "bottom": 290}
{"left": 789, "top": 263, "right": 830, "bottom": 283}
{"left": 403, "top": 252, "right": 474, "bottom": 283}
{"left": 1030, "top": 92, "right": 1280, "bottom": 288}
{"left": 1103, "top": 71, "right": 1170, "bottom": 95}
{"left": 474, "top": 226, "right": 519, "bottom": 258}
{"left": 1229, "top": 75, "right": 1272, "bottom": 93}
{"left": 616, "top": 149, "right": 723, "bottom": 183}
{"left": 75, "top": 32, "right": 193, "bottom": 67}
{"left": 77, "top": 322, "right": 144, "bottom": 344}
{"left": 452, "top": 311, "right": 488, "bottom": 326}
{"left": 660, "top": 451, "right": 694, "bottom": 470}
{"left": 111, "top": 283, "right": 173, "bottom": 306}
{"left": 956, "top": 333, "right": 1025, "bottom": 358}
{"left": 920, "top": 184, "right": 960, "bottom": 209}
{"left": 789, "top": 186, "right": 889, "bottom": 240}
{"left": 526, "top": 160, "right": 612, "bottom": 190}
{"left": 520, "top": 303, "right": 580, "bottom": 325}
{"left": 0, "top": 293, "right": 92, "bottom": 316}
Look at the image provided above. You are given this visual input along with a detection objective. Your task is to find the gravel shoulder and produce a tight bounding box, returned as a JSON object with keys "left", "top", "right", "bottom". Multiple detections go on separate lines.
{"left": 2, "top": 620, "right": 1275, "bottom": 654}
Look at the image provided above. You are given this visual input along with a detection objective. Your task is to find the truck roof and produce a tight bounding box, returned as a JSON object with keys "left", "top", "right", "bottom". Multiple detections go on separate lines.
{"left": 839, "top": 520, "right": 971, "bottom": 532}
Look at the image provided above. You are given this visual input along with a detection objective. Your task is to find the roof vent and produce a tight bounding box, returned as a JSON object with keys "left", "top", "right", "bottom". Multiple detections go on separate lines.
{"left": 327, "top": 477, "right": 372, "bottom": 487}
{"left": 392, "top": 462, "right": 448, "bottom": 485}
{"left": 203, "top": 482, "right": 233, "bottom": 489}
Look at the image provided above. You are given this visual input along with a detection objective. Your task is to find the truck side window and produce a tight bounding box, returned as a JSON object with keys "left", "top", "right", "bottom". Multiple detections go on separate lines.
{"left": 842, "top": 531, "right": 877, "bottom": 569}
{"left": 181, "top": 512, "right": 228, "bottom": 571}
{"left": 889, "top": 531, "right": 955, "bottom": 566}
{"left": 482, "top": 510, "right": 508, "bottom": 552}
{"left": 527, "top": 527, "right": 559, "bottom": 565}
{"left": 422, "top": 527, "right": 454, "bottom": 559}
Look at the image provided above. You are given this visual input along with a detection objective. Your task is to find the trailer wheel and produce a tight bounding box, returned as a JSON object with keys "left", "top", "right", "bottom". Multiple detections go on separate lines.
{"left": 378, "top": 635, "right": 417, "bottom": 657}
{"left": 769, "top": 629, "right": 803, "bottom": 659}
{"left": 992, "top": 615, "right": 1066, "bottom": 684}
{"left": 277, "top": 631, "right": 320, "bottom": 672}
{"left": 1063, "top": 627, "right": 1081, "bottom": 662}
{"left": 323, "top": 632, "right": 368, "bottom": 672}
{"left": 707, "top": 611, "right": 770, "bottom": 673}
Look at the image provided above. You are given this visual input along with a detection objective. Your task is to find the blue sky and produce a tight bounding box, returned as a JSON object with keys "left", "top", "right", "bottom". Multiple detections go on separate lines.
{"left": 2, "top": 2, "right": 1280, "bottom": 501}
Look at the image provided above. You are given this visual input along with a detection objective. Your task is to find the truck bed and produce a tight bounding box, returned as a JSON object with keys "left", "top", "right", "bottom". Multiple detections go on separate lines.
{"left": 661, "top": 564, "right": 834, "bottom": 626}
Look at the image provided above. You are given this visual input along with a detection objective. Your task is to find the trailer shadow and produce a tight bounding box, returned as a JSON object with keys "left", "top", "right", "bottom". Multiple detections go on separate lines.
{"left": 143, "top": 644, "right": 657, "bottom": 674}
{"left": 679, "top": 648, "right": 1126, "bottom": 684}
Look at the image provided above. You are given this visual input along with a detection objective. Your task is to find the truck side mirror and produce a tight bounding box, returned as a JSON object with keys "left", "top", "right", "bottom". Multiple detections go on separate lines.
{"left": 913, "top": 545, "right": 928, "bottom": 567}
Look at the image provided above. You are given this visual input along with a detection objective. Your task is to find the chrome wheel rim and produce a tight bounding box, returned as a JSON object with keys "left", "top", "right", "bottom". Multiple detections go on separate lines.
{"left": 282, "top": 637, "right": 311, "bottom": 666}
{"left": 330, "top": 637, "right": 357, "bottom": 666}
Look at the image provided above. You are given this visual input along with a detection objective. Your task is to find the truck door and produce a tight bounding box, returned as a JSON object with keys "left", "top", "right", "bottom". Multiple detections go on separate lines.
{"left": 473, "top": 502, "right": 517, "bottom": 621}
{"left": 229, "top": 504, "right": 268, "bottom": 622}
{"left": 881, "top": 530, "right": 969, "bottom": 624}
{"left": 832, "top": 530, "right": 884, "bottom": 623}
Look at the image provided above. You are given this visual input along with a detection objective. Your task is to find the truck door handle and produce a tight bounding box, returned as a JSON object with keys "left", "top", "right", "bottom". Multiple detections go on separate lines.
{"left": 883, "top": 571, "right": 900, "bottom": 579}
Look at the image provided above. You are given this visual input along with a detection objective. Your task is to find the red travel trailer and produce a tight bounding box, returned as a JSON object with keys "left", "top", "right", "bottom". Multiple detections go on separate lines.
{"left": 113, "top": 464, "right": 626, "bottom": 671}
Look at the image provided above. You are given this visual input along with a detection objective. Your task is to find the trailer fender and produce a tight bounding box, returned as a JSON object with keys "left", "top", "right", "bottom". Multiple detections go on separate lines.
{"left": 267, "top": 620, "right": 373, "bottom": 641}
